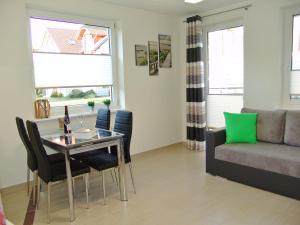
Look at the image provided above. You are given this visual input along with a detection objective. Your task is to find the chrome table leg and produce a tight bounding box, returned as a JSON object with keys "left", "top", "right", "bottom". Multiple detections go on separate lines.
{"left": 85, "top": 173, "right": 89, "bottom": 209}
{"left": 64, "top": 151, "right": 75, "bottom": 222}
{"left": 117, "top": 138, "right": 128, "bottom": 201}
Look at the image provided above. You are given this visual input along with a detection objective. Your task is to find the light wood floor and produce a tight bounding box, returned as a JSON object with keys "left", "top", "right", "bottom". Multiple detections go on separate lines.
{"left": 2, "top": 144, "right": 300, "bottom": 225}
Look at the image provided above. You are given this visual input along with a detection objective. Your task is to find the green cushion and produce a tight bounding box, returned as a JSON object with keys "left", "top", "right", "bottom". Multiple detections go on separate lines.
{"left": 224, "top": 112, "right": 257, "bottom": 144}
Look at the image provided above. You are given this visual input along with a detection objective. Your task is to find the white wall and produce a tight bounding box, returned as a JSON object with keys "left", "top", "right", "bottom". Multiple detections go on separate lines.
{"left": 243, "top": 0, "right": 300, "bottom": 109}
{"left": 0, "top": 0, "right": 183, "bottom": 188}
{"left": 0, "top": 0, "right": 35, "bottom": 189}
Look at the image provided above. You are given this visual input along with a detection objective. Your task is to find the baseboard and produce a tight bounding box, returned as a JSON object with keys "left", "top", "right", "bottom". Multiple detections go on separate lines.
{"left": 0, "top": 182, "right": 28, "bottom": 196}
{"left": 132, "top": 142, "right": 186, "bottom": 157}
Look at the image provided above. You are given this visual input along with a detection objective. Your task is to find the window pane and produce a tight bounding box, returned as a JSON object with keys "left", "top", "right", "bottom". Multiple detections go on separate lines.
{"left": 30, "top": 18, "right": 110, "bottom": 55}
{"left": 292, "top": 15, "right": 300, "bottom": 70}
{"left": 207, "top": 26, "right": 244, "bottom": 128}
{"left": 33, "top": 53, "right": 112, "bottom": 88}
{"left": 208, "top": 26, "right": 244, "bottom": 94}
{"left": 29, "top": 17, "right": 114, "bottom": 106}
{"left": 36, "top": 86, "right": 112, "bottom": 107}
{"left": 207, "top": 95, "right": 243, "bottom": 128}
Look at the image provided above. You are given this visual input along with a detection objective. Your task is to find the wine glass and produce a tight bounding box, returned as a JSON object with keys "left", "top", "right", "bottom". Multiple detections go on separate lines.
{"left": 78, "top": 114, "right": 85, "bottom": 129}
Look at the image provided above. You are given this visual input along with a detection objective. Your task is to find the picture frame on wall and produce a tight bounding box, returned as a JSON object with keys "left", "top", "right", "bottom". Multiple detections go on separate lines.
{"left": 148, "top": 41, "right": 159, "bottom": 75}
{"left": 135, "top": 45, "right": 148, "bottom": 66}
{"left": 158, "top": 34, "right": 172, "bottom": 68}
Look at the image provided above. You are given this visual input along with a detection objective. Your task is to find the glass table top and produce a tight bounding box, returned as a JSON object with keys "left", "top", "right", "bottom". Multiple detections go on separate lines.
{"left": 42, "top": 128, "right": 124, "bottom": 150}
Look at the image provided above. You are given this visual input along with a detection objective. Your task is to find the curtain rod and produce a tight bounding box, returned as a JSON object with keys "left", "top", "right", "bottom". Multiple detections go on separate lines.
{"left": 183, "top": 4, "right": 252, "bottom": 22}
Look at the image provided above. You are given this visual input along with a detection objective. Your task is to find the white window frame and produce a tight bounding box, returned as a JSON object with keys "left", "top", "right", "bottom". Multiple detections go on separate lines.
{"left": 282, "top": 5, "right": 300, "bottom": 108}
{"left": 26, "top": 8, "right": 119, "bottom": 116}
{"left": 203, "top": 20, "right": 244, "bottom": 97}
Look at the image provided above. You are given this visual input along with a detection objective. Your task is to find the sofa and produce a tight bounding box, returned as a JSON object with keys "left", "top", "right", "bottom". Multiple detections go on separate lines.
{"left": 206, "top": 108, "right": 300, "bottom": 200}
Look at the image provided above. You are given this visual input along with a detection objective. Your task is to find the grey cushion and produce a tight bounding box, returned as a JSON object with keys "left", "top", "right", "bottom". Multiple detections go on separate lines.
{"left": 215, "top": 142, "right": 300, "bottom": 178}
{"left": 241, "top": 108, "right": 286, "bottom": 144}
{"left": 284, "top": 111, "right": 300, "bottom": 147}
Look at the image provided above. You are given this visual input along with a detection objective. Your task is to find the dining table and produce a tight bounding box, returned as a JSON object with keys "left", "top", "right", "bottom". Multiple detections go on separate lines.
{"left": 41, "top": 128, "right": 128, "bottom": 222}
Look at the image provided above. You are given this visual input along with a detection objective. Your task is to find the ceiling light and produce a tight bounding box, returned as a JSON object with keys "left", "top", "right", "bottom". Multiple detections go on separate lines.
{"left": 184, "top": 0, "right": 204, "bottom": 4}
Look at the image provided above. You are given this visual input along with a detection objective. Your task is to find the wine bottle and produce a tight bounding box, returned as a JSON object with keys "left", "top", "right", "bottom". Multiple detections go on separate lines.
{"left": 64, "top": 105, "right": 71, "bottom": 134}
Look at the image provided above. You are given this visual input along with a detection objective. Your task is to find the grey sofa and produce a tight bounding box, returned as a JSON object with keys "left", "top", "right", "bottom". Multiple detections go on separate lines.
{"left": 206, "top": 108, "right": 300, "bottom": 200}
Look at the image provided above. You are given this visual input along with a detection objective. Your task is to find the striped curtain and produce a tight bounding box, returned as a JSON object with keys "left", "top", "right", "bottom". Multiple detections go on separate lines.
{"left": 186, "top": 15, "right": 206, "bottom": 151}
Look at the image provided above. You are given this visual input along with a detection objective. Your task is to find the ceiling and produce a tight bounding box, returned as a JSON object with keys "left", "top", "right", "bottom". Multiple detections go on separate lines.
{"left": 97, "top": 0, "right": 249, "bottom": 16}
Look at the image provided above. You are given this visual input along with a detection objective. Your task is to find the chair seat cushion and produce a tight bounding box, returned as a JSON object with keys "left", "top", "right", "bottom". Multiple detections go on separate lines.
{"left": 48, "top": 153, "right": 65, "bottom": 163}
{"left": 215, "top": 142, "right": 300, "bottom": 178}
{"left": 80, "top": 153, "right": 118, "bottom": 171}
{"left": 50, "top": 159, "right": 90, "bottom": 182}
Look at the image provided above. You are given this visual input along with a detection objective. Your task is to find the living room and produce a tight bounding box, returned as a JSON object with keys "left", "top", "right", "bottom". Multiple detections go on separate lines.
{"left": 0, "top": 0, "right": 299, "bottom": 224}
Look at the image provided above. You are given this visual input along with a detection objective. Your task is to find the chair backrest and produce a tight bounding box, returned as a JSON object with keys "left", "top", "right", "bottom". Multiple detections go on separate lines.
{"left": 26, "top": 120, "right": 52, "bottom": 183}
{"left": 15, "top": 117, "right": 37, "bottom": 171}
{"left": 95, "top": 108, "right": 110, "bottom": 130}
{"left": 112, "top": 110, "right": 133, "bottom": 163}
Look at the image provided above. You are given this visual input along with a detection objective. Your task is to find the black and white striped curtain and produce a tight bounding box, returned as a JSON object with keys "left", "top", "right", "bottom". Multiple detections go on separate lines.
{"left": 186, "top": 15, "right": 206, "bottom": 151}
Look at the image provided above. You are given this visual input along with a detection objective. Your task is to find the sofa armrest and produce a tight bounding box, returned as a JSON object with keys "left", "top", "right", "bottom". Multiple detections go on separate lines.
{"left": 205, "top": 128, "right": 226, "bottom": 174}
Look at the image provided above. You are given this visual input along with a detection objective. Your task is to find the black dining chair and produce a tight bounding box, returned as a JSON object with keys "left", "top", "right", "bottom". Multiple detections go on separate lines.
{"left": 77, "top": 110, "right": 136, "bottom": 204}
{"left": 95, "top": 108, "right": 110, "bottom": 130}
{"left": 15, "top": 117, "right": 65, "bottom": 204}
{"left": 110, "top": 110, "right": 136, "bottom": 194}
{"left": 26, "top": 120, "right": 90, "bottom": 223}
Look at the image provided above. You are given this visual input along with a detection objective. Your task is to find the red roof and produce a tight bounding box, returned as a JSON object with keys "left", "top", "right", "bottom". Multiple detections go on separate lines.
{"left": 46, "top": 28, "right": 82, "bottom": 54}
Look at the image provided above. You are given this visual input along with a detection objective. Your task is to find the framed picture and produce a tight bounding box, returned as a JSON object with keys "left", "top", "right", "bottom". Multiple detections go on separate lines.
{"left": 148, "top": 41, "right": 159, "bottom": 75}
{"left": 158, "top": 34, "right": 172, "bottom": 68}
{"left": 135, "top": 45, "right": 148, "bottom": 66}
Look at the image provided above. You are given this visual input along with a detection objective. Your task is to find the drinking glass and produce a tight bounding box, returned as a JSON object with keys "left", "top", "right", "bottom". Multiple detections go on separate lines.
{"left": 78, "top": 114, "right": 85, "bottom": 128}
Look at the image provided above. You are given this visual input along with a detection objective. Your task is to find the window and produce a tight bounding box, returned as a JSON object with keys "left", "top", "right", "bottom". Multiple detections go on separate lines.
{"left": 290, "top": 15, "right": 300, "bottom": 100}
{"left": 292, "top": 15, "right": 300, "bottom": 71}
{"left": 206, "top": 25, "right": 244, "bottom": 128}
{"left": 29, "top": 18, "right": 114, "bottom": 107}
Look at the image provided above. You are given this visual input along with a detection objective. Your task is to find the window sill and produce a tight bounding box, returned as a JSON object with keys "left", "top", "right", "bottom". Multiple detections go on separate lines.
{"left": 34, "top": 107, "right": 119, "bottom": 123}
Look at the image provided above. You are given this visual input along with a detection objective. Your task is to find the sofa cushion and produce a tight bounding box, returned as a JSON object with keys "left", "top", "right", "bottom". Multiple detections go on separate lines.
{"left": 215, "top": 142, "right": 300, "bottom": 178}
{"left": 284, "top": 111, "right": 300, "bottom": 147}
{"left": 224, "top": 112, "right": 257, "bottom": 144}
{"left": 241, "top": 108, "right": 286, "bottom": 144}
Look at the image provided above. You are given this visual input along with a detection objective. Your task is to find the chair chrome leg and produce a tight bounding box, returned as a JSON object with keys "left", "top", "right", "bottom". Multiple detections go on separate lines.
{"left": 33, "top": 171, "right": 37, "bottom": 204}
{"left": 72, "top": 177, "right": 75, "bottom": 196}
{"left": 110, "top": 170, "right": 115, "bottom": 184}
{"left": 85, "top": 174, "right": 89, "bottom": 209}
{"left": 129, "top": 163, "right": 136, "bottom": 194}
{"left": 37, "top": 176, "right": 41, "bottom": 210}
{"left": 114, "top": 168, "right": 119, "bottom": 188}
{"left": 40, "top": 180, "right": 45, "bottom": 192}
{"left": 101, "top": 171, "right": 106, "bottom": 205}
{"left": 47, "top": 183, "right": 51, "bottom": 224}
{"left": 27, "top": 167, "right": 30, "bottom": 196}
